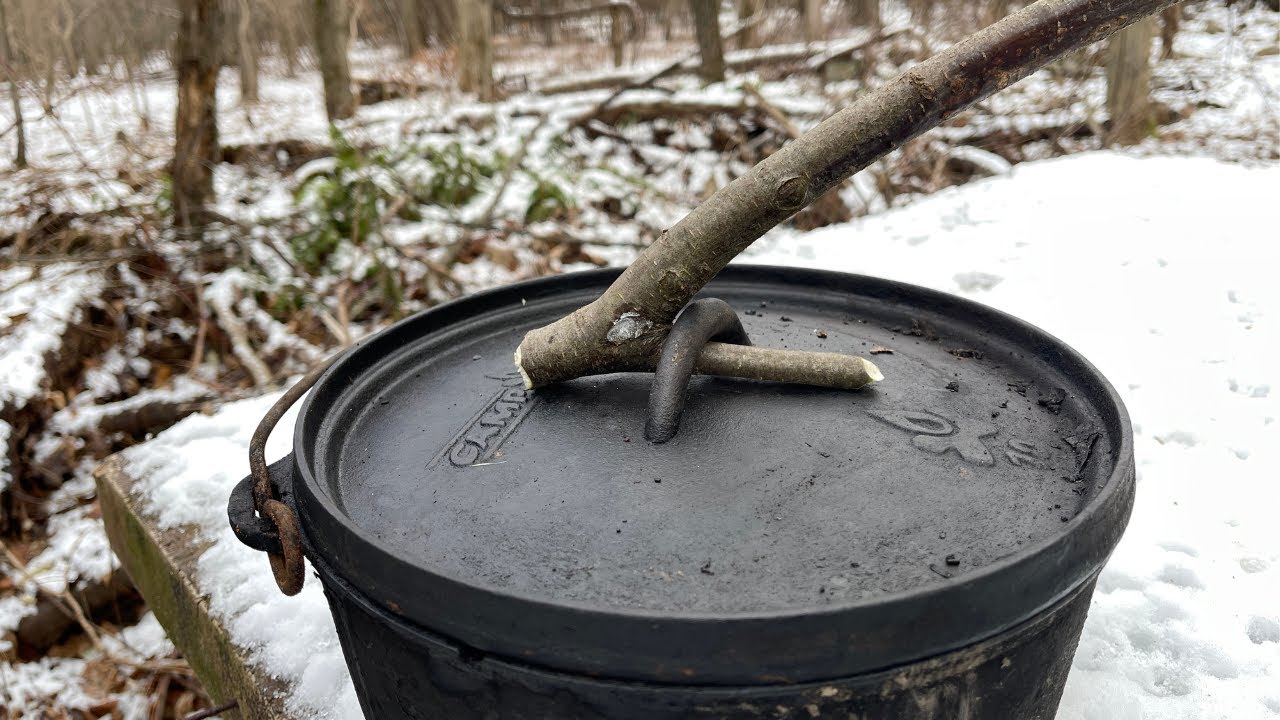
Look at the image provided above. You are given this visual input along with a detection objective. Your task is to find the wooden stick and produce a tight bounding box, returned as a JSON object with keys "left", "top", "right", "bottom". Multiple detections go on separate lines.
{"left": 516, "top": 0, "right": 1179, "bottom": 388}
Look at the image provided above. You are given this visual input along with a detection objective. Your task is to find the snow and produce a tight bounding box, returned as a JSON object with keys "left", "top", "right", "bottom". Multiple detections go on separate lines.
{"left": 116, "top": 151, "right": 1279, "bottom": 719}
{"left": 0, "top": 612, "right": 175, "bottom": 719}
{"left": 48, "top": 375, "right": 213, "bottom": 437}
{"left": 0, "top": 264, "right": 104, "bottom": 409}
{"left": 0, "top": 420, "right": 11, "bottom": 493}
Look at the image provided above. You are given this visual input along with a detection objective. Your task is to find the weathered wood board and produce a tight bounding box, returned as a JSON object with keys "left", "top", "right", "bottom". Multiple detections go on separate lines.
{"left": 96, "top": 455, "right": 296, "bottom": 720}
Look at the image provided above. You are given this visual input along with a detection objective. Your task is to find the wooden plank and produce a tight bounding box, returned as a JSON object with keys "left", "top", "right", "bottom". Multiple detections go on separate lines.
{"left": 95, "top": 454, "right": 296, "bottom": 720}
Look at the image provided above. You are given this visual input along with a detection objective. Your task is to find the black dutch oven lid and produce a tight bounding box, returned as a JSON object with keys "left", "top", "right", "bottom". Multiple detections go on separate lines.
{"left": 288, "top": 265, "right": 1133, "bottom": 685}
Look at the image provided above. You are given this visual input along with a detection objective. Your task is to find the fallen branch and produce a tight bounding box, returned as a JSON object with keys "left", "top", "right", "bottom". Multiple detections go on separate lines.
{"left": 803, "top": 25, "right": 911, "bottom": 73}
{"left": 577, "top": 11, "right": 766, "bottom": 124}
{"left": 538, "top": 26, "right": 905, "bottom": 98}
{"left": 516, "top": 0, "right": 1179, "bottom": 388}
{"left": 501, "top": 0, "right": 639, "bottom": 37}
{"left": 65, "top": 396, "right": 214, "bottom": 437}
{"left": 210, "top": 296, "right": 272, "bottom": 387}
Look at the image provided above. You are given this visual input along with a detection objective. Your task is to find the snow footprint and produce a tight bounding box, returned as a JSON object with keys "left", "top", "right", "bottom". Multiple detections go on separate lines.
{"left": 1157, "top": 564, "right": 1205, "bottom": 590}
{"left": 953, "top": 271, "right": 1003, "bottom": 292}
{"left": 1239, "top": 556, "right": 1269, "bottom": 574}
{"left": 1247, "top": 616, "right": 1280, "bottom": 645}
{"left": 1155, "top": 430, "right": 1198, "bottom": 447}
{"left": 1227, "top": 378, "right": 1270, "bottom": 398}
{"left": 1158, "top": 541, "right": 1199, "bottom": 558}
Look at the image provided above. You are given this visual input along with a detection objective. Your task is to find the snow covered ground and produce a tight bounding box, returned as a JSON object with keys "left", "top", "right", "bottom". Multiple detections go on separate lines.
{"left": 121, "top": 151, "right": 1279, "bottom": 719}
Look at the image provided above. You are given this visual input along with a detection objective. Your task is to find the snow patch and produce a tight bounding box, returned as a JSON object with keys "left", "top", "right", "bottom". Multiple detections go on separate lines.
{"left": 0, "top": 265, "right": 104, "bottom": 409}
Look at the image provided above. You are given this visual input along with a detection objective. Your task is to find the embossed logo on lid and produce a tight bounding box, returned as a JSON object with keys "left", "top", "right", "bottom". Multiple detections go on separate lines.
{"left": 431, "top": 373, "right": 539, "bottom": 468}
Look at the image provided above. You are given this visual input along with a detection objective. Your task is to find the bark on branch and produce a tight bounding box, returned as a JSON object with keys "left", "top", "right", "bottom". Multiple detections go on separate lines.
{"left": 516, "top": 0, "right": 1179, "bottom": 389}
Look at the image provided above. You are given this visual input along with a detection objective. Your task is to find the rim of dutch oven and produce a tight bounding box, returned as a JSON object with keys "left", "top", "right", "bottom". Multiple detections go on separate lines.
{"left": 287, "top": 265, "right": 1136, "bottom": 686}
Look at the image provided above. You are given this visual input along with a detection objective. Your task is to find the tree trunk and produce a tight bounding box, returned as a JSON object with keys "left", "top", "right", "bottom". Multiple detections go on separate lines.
{"left": 455, "top": 0, "right": 494, "bottom": 101}
{"left": 1160, "top": 5, "right": 1178, "bottom": 60}
{"left": 850, "top": 0, "right": 880, "bottom": 28}
{"left": 802, "top": 0, "right": 823, "bottom": 42}
{"left": 1105, "top": 16, "right": 1154, "bottom": 146}
{"left": 282, "top": 22, "right": 299, "bottom": 77}
{"left": 908, "top": 0, "right": 930, "bottom": 25}
{"left": 737, "top": 0, "right": 763, "bottom": 48}
{"left": 610, "top": 6, "right": 625, "bottom": 67}
{"left": 425, "top": 0, "right": 457, "bottom": 42}
{"left": 663, "top": 0, "right": 680, "bottom": 41}
{"left": 689, "top": 0, "right": 724, "bottom": 82}
{"left": 0, "top": 0, "right": 25, "bottom": 168}
{"left": 540, "top": 0, "right": 560, "bottom": 47}
{"left": 237, "top": 0, "right": 259, "bottom": 104}
{"left": 399, "top": 0, "right": 424, "bottom": 57}
{"left": 314, "top": 0, "right": 355, "bottom": 121}
{"left": 172, "top": 0, "right": 221, "bottom": 227}
{"left": 983, "top": 0, "right": 1012, "bottom": 25}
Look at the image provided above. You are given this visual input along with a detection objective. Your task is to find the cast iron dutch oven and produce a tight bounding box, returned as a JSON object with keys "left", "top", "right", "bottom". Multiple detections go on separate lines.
{"left": 229, "top": 265, "right": 1134, "bottom": 720}
{"left": 223, "top": 1, "right": 1173, "bottom": 711}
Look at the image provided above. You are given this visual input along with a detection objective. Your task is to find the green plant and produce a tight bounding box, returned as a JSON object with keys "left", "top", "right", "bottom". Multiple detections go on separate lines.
{"left": 524, "top": 173, "right": 575, "bottom": 224}
{"left": 290, "top": 126, "right": 401, "bottom": 272}
{"left": 417, "top": 142, "right": 497, "bottom": 207}
{"left": 155, "top": 176, "right": 173, "bottom": 214}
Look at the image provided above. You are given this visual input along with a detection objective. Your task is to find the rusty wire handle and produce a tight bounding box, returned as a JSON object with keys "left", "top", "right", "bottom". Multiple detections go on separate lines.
{"left": 248, "top": 355, "right": 337, "bottom": 595}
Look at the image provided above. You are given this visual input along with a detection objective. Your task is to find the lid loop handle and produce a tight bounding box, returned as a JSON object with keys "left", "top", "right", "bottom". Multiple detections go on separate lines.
{"left": 645, "top": 299, "right": 751, "bottom": 443}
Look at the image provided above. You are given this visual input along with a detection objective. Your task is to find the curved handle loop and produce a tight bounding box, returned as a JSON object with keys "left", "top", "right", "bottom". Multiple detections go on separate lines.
{"left": 644, "top": 298, "right": 752, "bottom": 443}
{"left": 241, "top": 355, "right": 337, "bottom": 595}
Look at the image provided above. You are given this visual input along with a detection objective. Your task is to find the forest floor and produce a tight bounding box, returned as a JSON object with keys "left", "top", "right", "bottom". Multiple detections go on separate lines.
{"left": 1, "top": 2, "right": 1277, "bottom": 718}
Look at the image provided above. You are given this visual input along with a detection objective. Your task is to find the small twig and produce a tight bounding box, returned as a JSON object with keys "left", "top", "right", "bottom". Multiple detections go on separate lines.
{"left": 478, "top": 115, "right": 549, "bottom": 227}
{"left": 1, "top": 545, "right": 102, "bottom": 651}
{"left": 149, "top": 673, "right": 172, "bottom": 720}
{"left": 335, "top": 280, "right": 352, "bottom": 347}
{"left": 743, "top": 83, "right": 802, "bottom": 137}
{"left": 189, "top": 278, "right": 208, "bottom": 372}
{"left": 182, "top": 700, "right": 239, "bottom": 720}
{"left": 209, "top": 292, "right": 273, "bottom": 387}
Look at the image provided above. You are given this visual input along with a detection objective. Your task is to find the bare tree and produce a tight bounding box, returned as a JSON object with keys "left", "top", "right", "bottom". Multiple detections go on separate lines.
{"left": 398, "top": 0, "right": 424, "bottom": 58}
{"left": 1160, "top": 5, "right": 1179, "bottom": 60}
{"left": 849, "top": 0, "right": 880, "bottom": 28}
{"left": 737, "top": 0, "right": 762, "bottom": 48}
{"left": 0, "top": 0, "right": 25, "bottom": 168}
{"left": 237, "top": 0, "right": 259, "bottom": 104}
{"left": 609, "top": 3, "right": 625, "bottom": 67}
{"left": 425, "top": 0, "right": 457, "bottom": 43}
{"left": 983, "top": 0, "right": 1012, "bottom": 25}
{"left": 1106, "top": 16, "right": 1154, "bottom": 145}
{"left": 689, "top": 0, "right": 723, "bottom": 82}
{"left": 801, "top": 0, "right": 822, "bottom": 42}
{"left": 455, "top": 0, "right": 494, "bottom": 101}
{"left": 315, "top": 0, "right": 355, "bottom": 121}
{"left": 172, "top": 0, "right": 221, "bottom": 227}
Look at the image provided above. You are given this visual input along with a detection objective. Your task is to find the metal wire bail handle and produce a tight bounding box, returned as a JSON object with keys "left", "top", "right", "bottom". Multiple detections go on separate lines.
{"left": 247, "top": 357, "right": 336, "bottom": 595}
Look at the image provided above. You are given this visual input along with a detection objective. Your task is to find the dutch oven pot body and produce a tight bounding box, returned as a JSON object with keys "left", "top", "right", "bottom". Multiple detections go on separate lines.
{"left": 240, "top": 266, "right": 1135, "bottom": 719}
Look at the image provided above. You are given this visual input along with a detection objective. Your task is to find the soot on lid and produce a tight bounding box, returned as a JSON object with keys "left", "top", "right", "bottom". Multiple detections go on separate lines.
{"left": 322, "top": 272, "right": 1113, "bottom": 615}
